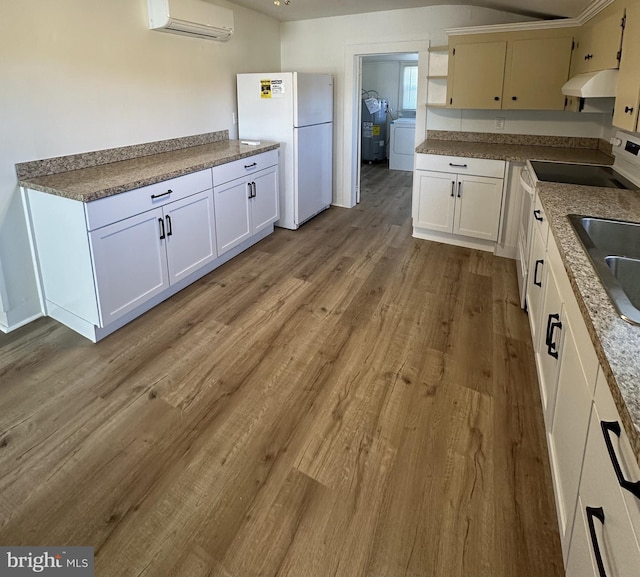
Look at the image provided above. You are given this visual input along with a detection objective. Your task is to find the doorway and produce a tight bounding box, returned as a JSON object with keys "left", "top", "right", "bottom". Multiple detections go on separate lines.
{"left": 342, "top": 40, "right": 429, "bottom": 209}
{"left": 360, "top": 54, "right": 418, "bottom": 185}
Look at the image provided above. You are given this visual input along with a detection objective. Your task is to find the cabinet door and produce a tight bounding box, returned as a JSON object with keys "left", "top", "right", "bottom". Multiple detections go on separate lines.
{"left": 90, "top": 208, "right": 169, "bottom": 327}
{"left": 565, "top": 496, "right": 600, "bottom": 577}
{"left": 448, "top": 41, "right": 507, "bottom": 109}
{"left": 251, "top": 167, "right": 279, "bottom": 234}
{"left": 548, "top": 309, "right": 595, "bottom": 560}
{"left": 503, "top": 36, "right": 573, "bottom": 110}
{"left": 214, "top": 178, "right": 252, "bottom": 255}
{"left": 453, "top": 175, "right": 503, "bottom": 241}
{"left": 414, "top": 170, "right": 455, "bottom": 233}
{"left": 164, "top": 190, "right": 217, "bottom": 285}
{"left": 526, "top": 224, "right": 547, "bottom": 347}
{"left": 567, "top": 407, "right": 640, "bottom": 576}
{"left": 587, "top": 9, "right": 624, "bottom": 72}
{"left": 613, "top": 3, "right": 640, "bottom": 132}
{"left": 573, "top": 9, "right": 623, "bottom": 75}
{"left": 535, "top": 262, "right": 563, "bottom": 429}
{"left": 571, "top": 25, "right": 592, "bottom": 76}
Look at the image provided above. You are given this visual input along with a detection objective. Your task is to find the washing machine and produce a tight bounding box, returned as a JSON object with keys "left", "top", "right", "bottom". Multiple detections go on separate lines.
{"left": 389, "top": 117, "right": 416, "bottom": 171}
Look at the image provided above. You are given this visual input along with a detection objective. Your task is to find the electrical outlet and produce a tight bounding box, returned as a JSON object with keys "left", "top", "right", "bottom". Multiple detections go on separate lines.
{"left": 495, "top": 117, "right": 505, "bottom": 130}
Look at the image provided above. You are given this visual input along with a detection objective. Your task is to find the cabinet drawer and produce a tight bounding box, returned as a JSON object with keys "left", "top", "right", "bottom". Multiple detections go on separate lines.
{"left": 85, "top": 169, "right": 212, "bottom": 231}
{"left": 594, "top": 369, "right": 640, "bottom": 544}
{"left": 567, "top": 402, "right": 640, "bottom": 576}
{"left": 532, "top": 194, "right": 549, "bottom": 246}
{"left": 415, "top": 154, "right": 505, "bottom": 178}
{"left": 213, "top": 149, "right": 278, "bottom": 186}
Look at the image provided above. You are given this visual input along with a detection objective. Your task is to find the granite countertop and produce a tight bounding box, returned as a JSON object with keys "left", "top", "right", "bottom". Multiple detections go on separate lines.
{"left": 19, "top": 140, "right": 279, "bottom": 202}
{"left": 538, "top": 182, "right": 640, "bottom": 465}
{"left": 416, "top": 138, "right": 614, "bottom": 165}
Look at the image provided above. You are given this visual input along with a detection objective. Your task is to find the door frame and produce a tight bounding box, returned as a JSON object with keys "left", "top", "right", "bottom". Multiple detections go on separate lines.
{"left": 342, "top": 39, "right": 429, "bottom": 208}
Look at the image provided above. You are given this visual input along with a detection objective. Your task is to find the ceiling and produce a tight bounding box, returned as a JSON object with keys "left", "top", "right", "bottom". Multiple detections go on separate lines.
{"left": 223, "top": 0, "right": 593, "bottom": 22}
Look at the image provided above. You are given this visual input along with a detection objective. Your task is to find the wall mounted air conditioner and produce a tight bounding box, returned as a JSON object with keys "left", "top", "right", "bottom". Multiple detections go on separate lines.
{"left": 148, "top": 0, "right": 234, "bottom": 41}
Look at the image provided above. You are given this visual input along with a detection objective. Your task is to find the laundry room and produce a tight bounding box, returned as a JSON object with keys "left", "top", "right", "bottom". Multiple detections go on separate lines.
{"left": 361, "top": 53, "right": 418, "bottom": 172}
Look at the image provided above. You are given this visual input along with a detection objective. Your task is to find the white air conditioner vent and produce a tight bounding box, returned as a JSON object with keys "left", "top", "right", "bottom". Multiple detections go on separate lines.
{"left": 148, "top": 0, "right": 234, "bottom": 41}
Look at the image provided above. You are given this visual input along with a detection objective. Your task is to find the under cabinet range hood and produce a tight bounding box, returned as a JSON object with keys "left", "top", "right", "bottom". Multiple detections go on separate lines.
{"left": 561, "top": 69, "right": 619, "bottom": 98}
{"left": 148, "top": 0, "right": 234, "bottom": 41}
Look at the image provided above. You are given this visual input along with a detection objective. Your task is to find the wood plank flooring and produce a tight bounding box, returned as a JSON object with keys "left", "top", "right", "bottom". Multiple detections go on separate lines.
{"left": 0, "top": 163, "right": 564, "bottom": 577}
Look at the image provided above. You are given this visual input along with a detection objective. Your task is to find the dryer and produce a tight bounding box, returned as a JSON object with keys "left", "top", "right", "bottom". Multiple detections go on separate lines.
{"left": 389, "top": 117, "right": 416, "bottom": 171}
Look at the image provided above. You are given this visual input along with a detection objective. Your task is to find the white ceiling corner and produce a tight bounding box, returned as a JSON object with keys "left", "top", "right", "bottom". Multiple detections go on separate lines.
{"left": 220, "top": 0, "right": 596, "bottom": 23}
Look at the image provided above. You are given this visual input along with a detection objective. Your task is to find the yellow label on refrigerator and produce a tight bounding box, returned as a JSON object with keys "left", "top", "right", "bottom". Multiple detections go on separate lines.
{"left": 260, "top": 80, "right": 272, "bottom": 98}
{"left": 372, "top": 125, "right": 381, "bottom": 136}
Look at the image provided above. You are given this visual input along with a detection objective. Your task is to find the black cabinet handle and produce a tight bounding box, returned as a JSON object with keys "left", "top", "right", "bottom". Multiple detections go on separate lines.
{"left": 601, "top": 421, "right": 640, "bottom": 499}
{"left": 158, "top": 217, "right": 166, "bottom": 240}
{"left": 533, "top": 259, "right": 544, "bottom": 287}
{"left": 165, "top": 215, "right": 172, "bottom": 237}
{"left": 586, "top": 507, "right": 608, "bottom": 577}
{"left": 247, "top": 182, "right": 253, "bottom": 199}
{"left": 151, "top": 189, "right": 173, "bottom": 200}
{"left": 449, "top": 163, "right": 468, "bottom": 168}
{"left": 625, "top": 105, "right": 634, "bottom": 114}
{"left": 494, "top": 96, "right": 500, "bottom": 101}
{"left": 457, "top": 181, "right": 462, "bottom": 198}
{"left": 533, "top": 209, "right": 543, "bottom": 222}
{"left": 244, "top": 162, "right": 257, "bottom": 169}
{"left": 545, "top": 313, "right": 562, "bottom": 359}
{"left": 251, "top": 182, "right": 257, "bottom": 198}
{"left": 451, "top": 181, "right": 455, "bottom": 198}
{"left": 512, "top": 96, "right": 518, "bottom": 101}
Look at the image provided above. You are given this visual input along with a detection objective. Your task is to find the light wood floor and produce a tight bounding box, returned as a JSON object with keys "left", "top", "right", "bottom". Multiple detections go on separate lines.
{"left": 0, "top": 163, "right": 564, "bottom": 577}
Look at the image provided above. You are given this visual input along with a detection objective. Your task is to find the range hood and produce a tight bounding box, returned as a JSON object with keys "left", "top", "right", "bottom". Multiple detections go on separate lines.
{"left": 562, "top": 69, "right": 619, "bottom": 98}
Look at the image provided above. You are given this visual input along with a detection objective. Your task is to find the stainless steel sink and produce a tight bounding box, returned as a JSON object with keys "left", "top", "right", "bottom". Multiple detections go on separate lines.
{"left": 605, "top": 256, "right": 640, "bottom": 309}
{"left": 575, "top": 217, "right": 640, "bottom": 258}
{"left": 568, "top": 215, "right": 640, "bottom": 325}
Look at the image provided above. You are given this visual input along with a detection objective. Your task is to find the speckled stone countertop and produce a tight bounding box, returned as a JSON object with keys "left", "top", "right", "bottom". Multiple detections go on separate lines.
{"left": 18, "top": 139, "right": 279, "bottom": 202}
{"left": 538, "top": 182, "right": 640, "bottom": 465}
{"left": 416, "top": 138, "right": 615, "bottom": 164}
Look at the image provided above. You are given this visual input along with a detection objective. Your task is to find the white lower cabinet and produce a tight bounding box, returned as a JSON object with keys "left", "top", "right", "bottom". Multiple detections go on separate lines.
{"left": 213, "top": 156, "right": 279, "bottom": 256}
{"left": 526, "top": 223, "right": 547, "bottom": 353}
{"left": 534, "top": 254, "right": 563, "bottom": 429}
{"left": 90, "top": 207, "right": 170, "bottom": 326}
{"left": 567, "top": 391, "right": 640, "bottom": 577}
{"left": 90, "top": 190, "right": 216, "bottom": 326}
{"left": 414, "top": 170, "right": 503, "bottom": 240}
{"left": 24, "top": 149, "right": 280, "bottom": 342}
{"left": 526, "top": 197, "right": 640, "bottom": 572}
{"left": 453, "top": 174, "right": 504, "bottom": 240}
{"left": 546, "top": 305, "right": 595, "bottom": 559}
{"left": 412, "top": 155, "right": 505, "bottom": 249}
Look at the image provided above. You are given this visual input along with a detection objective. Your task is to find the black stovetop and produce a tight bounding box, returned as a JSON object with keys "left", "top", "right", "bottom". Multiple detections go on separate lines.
{"left": 530, "top": 161, "right": 639, "bottom": 190}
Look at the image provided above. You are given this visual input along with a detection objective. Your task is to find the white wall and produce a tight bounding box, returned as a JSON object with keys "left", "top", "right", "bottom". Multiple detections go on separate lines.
{"left": 428, "top": 104, "right": 614, "bottom": 137}
{"left": 0, "top": 0, "right": 281, "bottom": 331}
{"left": 280, "top": 5, "right": 536, "bottom": 208}
{"left": 281, "top": 6, "right": 622, "bottom": 208}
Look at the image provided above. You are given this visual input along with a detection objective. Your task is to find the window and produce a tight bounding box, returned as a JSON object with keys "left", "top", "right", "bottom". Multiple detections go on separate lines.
{"left": 400, "top": 64, "right": 418, "bottom": 110}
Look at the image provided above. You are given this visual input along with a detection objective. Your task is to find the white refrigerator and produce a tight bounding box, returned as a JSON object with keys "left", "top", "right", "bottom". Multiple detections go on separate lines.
{"left": 236, "top": 72, "right": 333, "bottom": 230}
